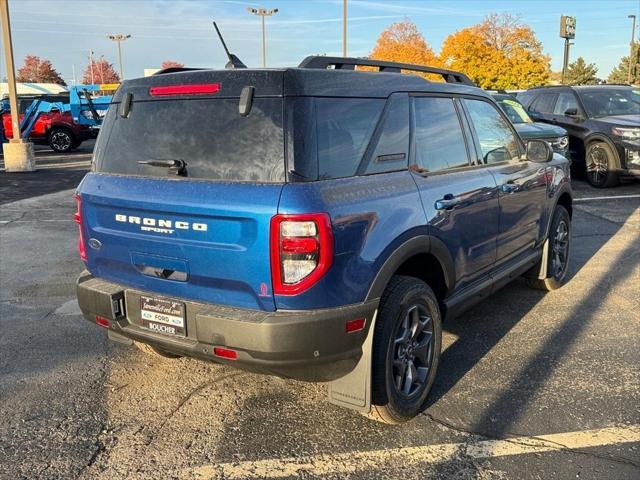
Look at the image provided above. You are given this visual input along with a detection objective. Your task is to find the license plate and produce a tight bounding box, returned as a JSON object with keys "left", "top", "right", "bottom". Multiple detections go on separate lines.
{"left": 140, "top": 295, "right": 185, "bottom": 336}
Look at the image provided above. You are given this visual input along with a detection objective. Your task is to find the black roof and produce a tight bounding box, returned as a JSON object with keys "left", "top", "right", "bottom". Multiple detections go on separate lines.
{"left": 116, "top": 56, "right": 484, "bottom": 101}
{"left": 527, "top": 84, "right": 634, "bottom": 91}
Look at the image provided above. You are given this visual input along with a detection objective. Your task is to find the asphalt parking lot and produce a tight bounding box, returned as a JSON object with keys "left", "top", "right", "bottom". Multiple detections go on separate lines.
{"left": 0, "top": 154, "right": 638, "bottom": 479}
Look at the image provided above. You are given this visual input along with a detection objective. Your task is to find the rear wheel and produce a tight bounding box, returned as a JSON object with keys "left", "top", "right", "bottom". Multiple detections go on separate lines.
{"left": 585, "top": 141, "right": 619, "bottom": 188}
{"left": 368, "top": 276, "right": 442, "bottom": 424}
{"left": 526, "top": 205, "right": 571, "bottom": 291}
{"left": 48, "top": 127, "right": 76, "bottom": 153}
{"left": 134, "top": 341, "right": 182, "bottom": 359}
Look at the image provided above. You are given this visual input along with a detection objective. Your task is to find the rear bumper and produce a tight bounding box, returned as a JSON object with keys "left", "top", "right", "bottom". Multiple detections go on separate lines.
{"left": 76, "top": 271, "right": 378, "bottom": 382}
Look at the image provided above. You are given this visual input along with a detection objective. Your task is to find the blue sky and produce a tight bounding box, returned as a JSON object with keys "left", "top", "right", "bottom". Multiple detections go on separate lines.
{"left": 2, "top": 0, "right": 638, "bottom": 84}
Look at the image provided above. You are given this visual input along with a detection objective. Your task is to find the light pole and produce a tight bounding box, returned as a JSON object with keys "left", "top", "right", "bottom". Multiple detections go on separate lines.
{"left": 343, "top": 0, "right": 347, "bottom": 57}
{"left": 247, "top": 7, "right": 278, "bottom": 68}
{"left": 88, "top": 49, "right": 94, "bottom": 84}
{"left": 0, "top": 0, "right": 36, "bottom": 171}
{"left": 107, "top": 34, "right": 131, "bottom": 79}
{"left": 628, "top": 14, "right": 637, "bottom": 84}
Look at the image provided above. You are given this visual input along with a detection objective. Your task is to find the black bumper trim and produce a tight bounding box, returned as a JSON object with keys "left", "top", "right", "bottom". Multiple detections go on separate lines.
{"left": 77, "top": 271, "right": 379, "bottom": 382}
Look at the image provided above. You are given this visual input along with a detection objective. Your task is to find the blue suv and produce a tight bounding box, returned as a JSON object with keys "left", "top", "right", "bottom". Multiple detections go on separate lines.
{"left": 76, "top": 57, "right": 573, "bottom": 423}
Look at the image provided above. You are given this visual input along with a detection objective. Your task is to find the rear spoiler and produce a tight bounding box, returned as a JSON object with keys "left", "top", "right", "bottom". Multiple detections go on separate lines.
{"left": 153, "top": 67, "right": 207, "bottom": 76}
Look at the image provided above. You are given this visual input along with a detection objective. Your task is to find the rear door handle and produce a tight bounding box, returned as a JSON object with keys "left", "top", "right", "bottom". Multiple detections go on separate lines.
{"left": 435, "top": 195, "right": 460, "bottom": 210}
{"left": 501, "top": 182, "right": 518, "bottom": 193}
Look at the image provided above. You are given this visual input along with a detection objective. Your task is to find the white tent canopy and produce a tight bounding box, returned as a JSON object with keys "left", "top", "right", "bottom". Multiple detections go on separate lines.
{"left": 0, "top": 82, "right": 68, "bottom": 98}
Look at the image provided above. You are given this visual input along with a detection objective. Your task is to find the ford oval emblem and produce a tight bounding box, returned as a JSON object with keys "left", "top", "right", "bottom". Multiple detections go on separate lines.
{"left": 88, "top": 238, "right": 102, "bottom": 250}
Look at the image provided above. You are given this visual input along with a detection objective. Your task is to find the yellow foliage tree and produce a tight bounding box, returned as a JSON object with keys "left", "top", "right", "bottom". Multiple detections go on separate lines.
{"left": 368, "top": 20, "right": 441, "bottom": 80}
{"left": 440, "top": 14, "right": 551, "bottom": 89}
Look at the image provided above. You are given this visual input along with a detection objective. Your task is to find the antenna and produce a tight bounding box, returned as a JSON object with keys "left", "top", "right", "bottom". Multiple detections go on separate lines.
{"left": 213, "top": 21, "right": 247, "bottom": 69}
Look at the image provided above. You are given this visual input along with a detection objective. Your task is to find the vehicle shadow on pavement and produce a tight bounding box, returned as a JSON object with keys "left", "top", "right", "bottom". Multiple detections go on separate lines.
{"left": 426, "top": 205, "right": 635, "bottom": 441}
{"left": 467, "top": 226, "right": 638, "bottom": 438}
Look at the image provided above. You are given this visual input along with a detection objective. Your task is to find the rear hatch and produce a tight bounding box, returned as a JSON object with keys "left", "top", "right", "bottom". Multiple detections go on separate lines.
{"left": 79, "top": 70, "right": 285, "bottom": 311}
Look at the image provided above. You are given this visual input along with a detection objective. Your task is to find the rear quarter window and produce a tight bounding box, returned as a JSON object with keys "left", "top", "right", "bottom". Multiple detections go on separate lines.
{"left": 315, "top": 98, "right": 385, "bottom": 180}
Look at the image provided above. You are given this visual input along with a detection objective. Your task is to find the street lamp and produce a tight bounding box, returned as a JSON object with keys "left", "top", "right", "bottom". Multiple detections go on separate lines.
{"left": 247, "top": 7, "right": 278, "bottom": 68}
{"left": 343, "top": 0, "right": 347, "bottom": 57}
{"left": 107, "top": 34, "right": 131, "bottom": 80}
{"left": 628, "top": 15, "right": 637, "bottom": 84}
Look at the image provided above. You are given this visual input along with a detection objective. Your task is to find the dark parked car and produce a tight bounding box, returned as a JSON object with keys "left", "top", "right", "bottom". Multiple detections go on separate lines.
{"left": 491, "top": 93, "right": 569, "bottom": 158}
{"left": 75, "top": 57, "right": 572, "bottom": 424}
{"left": 518, "top": 85, "right": 640, "bottom": 187}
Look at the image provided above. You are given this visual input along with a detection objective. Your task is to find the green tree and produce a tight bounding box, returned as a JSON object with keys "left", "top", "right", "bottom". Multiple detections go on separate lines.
{"left": 607, "top": 41, "right": 639, "bottom": 85}
{"left": 564, "top": 57, "right": 598, "bottom": 85}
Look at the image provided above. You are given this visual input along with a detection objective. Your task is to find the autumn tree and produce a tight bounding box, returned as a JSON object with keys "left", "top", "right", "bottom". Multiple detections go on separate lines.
{"left": 161, "top": 60, "right": 184, "bottom": 69}
{"left": 16, "top": 55, "right": 66, "bottom": 85}
{"left": 564, "top": 57, "right": 598, "bottom": 85}
{"left": 607, "top": 42, "right": 639, "bottom": 85}
{"left": 440, "top": 13, "right": 550, "bottom": 89}
{"left": 369, "top": 20, "right": 440, "bottom": 79}
{"left": 82, "top": 58, "right": 120, "bottom": 85}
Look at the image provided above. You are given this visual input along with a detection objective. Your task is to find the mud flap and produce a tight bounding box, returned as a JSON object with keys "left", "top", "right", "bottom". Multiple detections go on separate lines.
{"left": 537, "top": 239, "right": 550, "bottom": 279}
{"left": 327, "top": 310, "right": 377, "bottom": 414}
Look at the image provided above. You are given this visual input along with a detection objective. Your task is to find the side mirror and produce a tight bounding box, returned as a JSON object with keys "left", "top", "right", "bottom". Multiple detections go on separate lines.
{"left": 526, "top": 139, "right": 553, "bottom": 163}
{"left": 564, "top": 107, "right": 579, "bottom": 117}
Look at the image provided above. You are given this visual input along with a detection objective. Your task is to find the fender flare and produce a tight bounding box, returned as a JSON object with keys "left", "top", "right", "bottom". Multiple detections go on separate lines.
{"left": 365, "top": 234, "right": 456, "bottom": 302}
{"left": 584, "top": 133, "right": 622, "bottom": 169}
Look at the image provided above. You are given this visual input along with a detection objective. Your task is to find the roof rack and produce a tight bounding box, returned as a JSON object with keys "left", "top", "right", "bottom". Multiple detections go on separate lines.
{"left": 298, "top": 56, "right": 475, "bottom": 86}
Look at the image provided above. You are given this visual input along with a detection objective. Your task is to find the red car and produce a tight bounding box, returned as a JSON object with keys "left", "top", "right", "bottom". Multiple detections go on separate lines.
{"left": 1, "top": 97, "right": 93, "bottom": 153}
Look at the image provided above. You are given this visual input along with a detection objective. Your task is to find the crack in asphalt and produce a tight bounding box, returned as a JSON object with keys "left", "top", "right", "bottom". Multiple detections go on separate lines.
{"left": 145, "top": 372, "right": 244, "bottom": 446}
{"left": 422, "top": 413, "right": 640, "bottom": 469}
{"left": 75, "top": 342, "right": 111, "bottom": 477}
{"left": 0, "top": 211, "right": 27, "bottom": 227}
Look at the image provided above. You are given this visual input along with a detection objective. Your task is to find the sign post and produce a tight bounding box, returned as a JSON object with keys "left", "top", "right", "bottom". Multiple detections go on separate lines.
{"left": 560, "top": 15, "right": 576, "bottom": 84}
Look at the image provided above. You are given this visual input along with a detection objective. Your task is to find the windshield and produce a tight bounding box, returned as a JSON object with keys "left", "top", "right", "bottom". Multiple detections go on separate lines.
{"left": 579, "top": 88, "right": 640, "bottom": 118}
{"left": 495, "top": 97, "right": 532, "bottom": 124}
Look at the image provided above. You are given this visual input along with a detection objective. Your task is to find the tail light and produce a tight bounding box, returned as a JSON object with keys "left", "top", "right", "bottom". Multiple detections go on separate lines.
{"left": 73, "top": 194, "right": 87, "bottom": 262}
{"left": 270, "top": 213, "right": 333, "bottom": 295}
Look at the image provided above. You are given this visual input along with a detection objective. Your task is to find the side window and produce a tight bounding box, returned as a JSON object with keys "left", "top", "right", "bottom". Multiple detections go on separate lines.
{"left": 463, "top": 99, "right": 521, "bottom": 164}
{"left": 412, "top": 97, "right": 470, "bottom": 173}
{"left": 553, "top": 92, "right": 579, "bottom": 116}
{"left": 360, "top": 94, "right": 409, "bottom": 175}
{"left": 529, "top": 93, "right": 558, "bottom": 114}
{"left": 315, "top": 98, "right": 384, "bottom": 180}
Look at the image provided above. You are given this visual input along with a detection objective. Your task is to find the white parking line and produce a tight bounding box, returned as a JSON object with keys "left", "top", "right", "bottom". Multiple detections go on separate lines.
{"left": 36, "top": 161, "right": 92, "bottom": 168}
{"left": 183, "top": 424, "right": 640, "bottom": 479}
{"left": 575, "top": 194, "right": 640, "bottom": 202}
{"left": 37, "top": 153, "right": 93, "bottom": 160}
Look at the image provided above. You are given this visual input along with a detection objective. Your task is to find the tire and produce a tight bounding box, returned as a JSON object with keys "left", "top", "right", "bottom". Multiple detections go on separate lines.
{"left": 134, "top": 341, "right": 182, "bottom": 359}
{"left": 526, "top": 205, "right": 571, "bottom": 292}
{"left": 368, "top": 276, "right": 442, "bottom": 424}
{"left": 47, "top": 127, "right": 75, "bottom": 153}
{"left": 585, "top": 141, "right": 619, "bottom": 188}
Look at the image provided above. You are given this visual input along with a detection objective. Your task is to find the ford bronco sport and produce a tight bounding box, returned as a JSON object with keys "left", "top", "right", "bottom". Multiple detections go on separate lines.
{"left": 76, "top": 56, "right": 573, "bottom": 423}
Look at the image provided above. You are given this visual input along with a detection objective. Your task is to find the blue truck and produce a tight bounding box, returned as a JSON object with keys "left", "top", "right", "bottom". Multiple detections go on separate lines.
{"left": 75, "top": 57, "right": 572, "bottom": 423}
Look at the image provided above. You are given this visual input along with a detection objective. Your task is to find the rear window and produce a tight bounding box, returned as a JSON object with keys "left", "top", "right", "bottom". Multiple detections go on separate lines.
{"left": 94, "top": 97, "right": 284, "bottom": 182}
